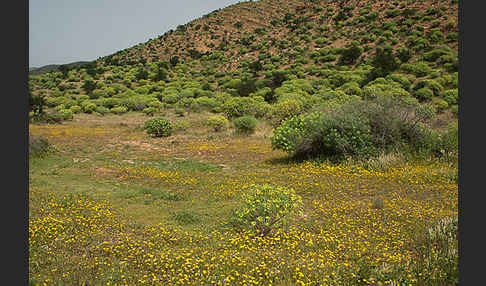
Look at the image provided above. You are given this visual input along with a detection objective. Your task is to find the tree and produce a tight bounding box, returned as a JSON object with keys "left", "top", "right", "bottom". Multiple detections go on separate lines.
{"left": 81, "top": 80, "right": 96, "bottom": 96}
{"left": 58, "top": 64, "right": 69, "bottom": 79}
{"left": 170, "top": 56, "right": 179, "bottom": 67}
{"left": 367, "top": 46, "right": 400, "bottom": 82}
{"left": 29, "top": 92, "right": 46, "bottom": 116}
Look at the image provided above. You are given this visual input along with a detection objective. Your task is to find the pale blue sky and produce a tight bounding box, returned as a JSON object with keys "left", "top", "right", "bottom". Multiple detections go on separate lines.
{"left": 29, "top": 0, "right": 242, "bottom": 67}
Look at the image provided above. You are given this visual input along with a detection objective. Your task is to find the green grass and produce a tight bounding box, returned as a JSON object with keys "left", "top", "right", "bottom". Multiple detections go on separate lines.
{"left": 28, "top": 112, "right": 458, "bottom": 285}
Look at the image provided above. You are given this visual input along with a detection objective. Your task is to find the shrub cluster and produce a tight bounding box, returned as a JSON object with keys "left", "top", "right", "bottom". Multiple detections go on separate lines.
{"left": 271, "top": 95, "right": 438, "bottom": 160}
{"left": 206, "top": 115, "right": 229, "bottom": 132}
{"left": 233, "top": 116, "right": 258, "bottom": 134}
{"left": 144, "top": 117, "right": 173, "bottom": 137}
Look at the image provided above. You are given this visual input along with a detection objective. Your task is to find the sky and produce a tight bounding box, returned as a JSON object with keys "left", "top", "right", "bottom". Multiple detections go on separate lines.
{"left": 29, "top": 0, "right": 243, "bottom": 68}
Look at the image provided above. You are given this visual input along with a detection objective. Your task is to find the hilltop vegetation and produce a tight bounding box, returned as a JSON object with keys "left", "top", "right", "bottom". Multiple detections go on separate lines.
{"left": 29, "top": 0, "right": 458, "bottom": 130}
{"left": 29, "top": 0, "right": 458, "bottom": 285}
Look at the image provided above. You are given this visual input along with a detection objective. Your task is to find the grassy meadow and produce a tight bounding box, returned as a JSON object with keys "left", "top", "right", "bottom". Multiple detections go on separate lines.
{"left": 29, "top": 110, "right": 458, "bottom": 285}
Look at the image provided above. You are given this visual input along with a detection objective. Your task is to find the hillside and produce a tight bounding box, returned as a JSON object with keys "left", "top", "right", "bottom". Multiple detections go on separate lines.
{"left": 102, "top": 0, "right": 458, "bottom": 72}
{"left": 29, "top": 0, "right": 459, "bottom": 126}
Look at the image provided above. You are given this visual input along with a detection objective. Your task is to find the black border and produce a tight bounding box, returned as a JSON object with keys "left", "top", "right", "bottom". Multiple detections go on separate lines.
{"left": 5, "top": 0, "right": 28, "bottom": 283}
{"left": 18, "top": 0, "right": 471, "bottom": 284}
{"left": 458, "top": 0, "right": 478, "bottom": 285}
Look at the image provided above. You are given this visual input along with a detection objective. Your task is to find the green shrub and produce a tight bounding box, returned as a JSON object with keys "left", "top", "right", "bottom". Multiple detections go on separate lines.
{"left": 82, "top": 102, "right": 97, "bottom": 113}
{"left": 413, "top": 79, "right": 444, "bottom": 97}
{"left": 222, "top": 96, "right": 268, "bottom": 119}
{"left": 415, "top": 87, "right": 434, "bottom": 101}
{"left": 230, "top": 184, "right": 303, "bottom": 236}
{"left": 434, "top": 99, "right": 449, "bottom": 112}
{"left": 175, "top": 106, "right": 185, "bottom": 117}
{"left": 270, "top": 114, "right": 306, "bottom": 154}
{"left": 95, "top": 106, "right": 110, "bottom": 115}
{"left": 450, "top": 105, "right": 458, "bottom": 116}
{"left": 143, "top": 107, "right": 157, "bottom": 116}
{"left": 423, "top": 48, "right": 451, "bottom": 62}
{"left": 59, "top": 109, "right": 74, "bottom": 120}
{"left": 271, "top": 95, "right": 436, "bottom": 159}
{"left": 441, "top": 122, "right": 458, "bottom": 158}
{"left": 441, "top": 89, "right": 458, "bottom": 105}
{"left": 270, "top": 99, "right": 304, "bottom": 126}
{"left": 69, "top": 105, "right": 82, "bottom": 114}
{"left": 111, "top": 106, "right": 128, "bottom": 115}
{"left": 233, "top": 116, "right": 258, "bottom": 134}
{"left": 144, "top": 117, "right": 173, "bottom": 137}
{"left": 338, "top": 45, "right": 363, "bottom": 65}
{"left": 206, "top": 115, "right": 229, "bottom": 132}
{"left": 400, "top": 61, "right": 433, "bottom": 77}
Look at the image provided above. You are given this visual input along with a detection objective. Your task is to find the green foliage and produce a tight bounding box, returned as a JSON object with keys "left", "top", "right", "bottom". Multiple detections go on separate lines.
{"left": 111, "top": 106, "right": 128, "bottom": 115}
{"left": 233, "top": 115, "right": 258, "bottom": 134}
{"left": 441, "top": 89, "right": 458, "bottom": 105}
{"left": 270, "top": 99, "right": 304, "bottom": 126}
{"left": 415, "top": 87, "right": 434, "bottom": 101}
{"left": 400, "top": 61, "right": 433, "bottom": 77}
{"left": 230, "top": 184, "right": 303, "bottom": 236}
{"left": 413, "top": 79, "right": 443, "bottom": 97}
{"left": 433, "top": 98, "right": 449, "bottom": 113}
{"left": 144, "top": 117, "right": 173, "bottom": 137}
{"left": 81, "top": 80, "right": 97, "bottom": 95}
{"left": 82, "top": 102, "right": 97, "bottom": 114}
{"left": 206, "top": 115, "right": 229, "bottom": 132}
{"left": 272, "top": 95, "right": 437, "bottom": 160}
{"left": 222, "top": 96, "right": 269, "bottom": 118}
{"left": 29, "top": 92, "right": 46, "bottom": 117}
{"left": 423, "top": 48, "right": 451, "bottom": 62}
{"left": 367, "top": 46, "right": 400, "bottom": 81}
{"left": 59, "top": 109, "right": 74, "bottom": 120}
{"left": 69, "top": 105, "right": 82, "bottom": 114}
{"left": 270, "top": 114, "right": 305, "bottom": 154}
{"left": 338, "top": 45, "right": 363, "bottom": 65}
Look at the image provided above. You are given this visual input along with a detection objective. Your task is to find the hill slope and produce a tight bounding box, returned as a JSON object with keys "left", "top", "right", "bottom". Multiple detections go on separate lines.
{"left": 29, "top": 0, "right": 459, "bottom": 125}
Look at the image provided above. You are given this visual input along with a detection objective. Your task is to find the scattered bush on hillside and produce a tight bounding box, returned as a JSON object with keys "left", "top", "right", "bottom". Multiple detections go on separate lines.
{"left": 206, "top": 115, "right": 229, "bottom": 132}
{"left": 233, "top": 115, "right": 258, "bottom": 135}
{"left": 441, "top": 89, "right": 458, "bottom": 105}
{"left": 338, "top": 45, "right": 363, "bottom": 65}
{"left": 59, "top": 109, "right": 74, "bottom": 120}
{"left": 144, "top": 117, "right": 173, "bottom": 137}
{"left": 400, "top": 61, "right": 433, "bottom": 77}
{"left": 229, "top": 184, "right": 303, "bottom": 236}
{"left": 415, "top": 87, "right": 434, "bottom": 101}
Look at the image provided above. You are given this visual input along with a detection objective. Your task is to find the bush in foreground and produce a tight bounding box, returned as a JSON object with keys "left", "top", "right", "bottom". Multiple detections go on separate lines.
{"left": 271, "top": 95, "right": 437, "bottom": 160}
{"left": 144, "top": 117, "right": 173, "bottom": 137}
{"left": 230, "top": 184, "right": 303, "bottom": 236}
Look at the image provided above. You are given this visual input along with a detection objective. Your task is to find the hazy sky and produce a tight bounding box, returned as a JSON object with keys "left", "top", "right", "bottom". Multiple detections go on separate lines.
{"left": 29, "top": 0, "right": 242, "bottom": 68}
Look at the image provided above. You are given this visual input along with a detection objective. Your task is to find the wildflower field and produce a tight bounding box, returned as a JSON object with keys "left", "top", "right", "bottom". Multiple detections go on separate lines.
{"left": 29, "top": 112, "right": 458, "bottom": 285}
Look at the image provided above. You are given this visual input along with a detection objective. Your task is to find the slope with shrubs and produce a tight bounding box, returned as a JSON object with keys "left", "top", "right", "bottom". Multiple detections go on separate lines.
{"left": 28, "top": 0, "right": 458, "bottom": 159}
